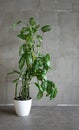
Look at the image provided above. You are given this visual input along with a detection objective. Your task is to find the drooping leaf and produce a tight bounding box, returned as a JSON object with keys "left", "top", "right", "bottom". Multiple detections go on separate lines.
{"left": 46, "top": 80, "right": 53, "bottom": 95}
{"left": 37, "top": 91, "right": 43, "bottom": 99}
{"left": 35, "top": 82, "right": 43, "bottom": 92}
{"left": 50, "top": 87, "right": 58, "bottom": 100}
{"left": 41, "top": 25, "right": 52, "bottom": 32}
{"left": 19, "top": 44, "right": 27, "bottom": 56}
{"left": 41, "top": 81, "right": 47, "bottom": 91}
{"left": 13, "top": 70, "right": 21, "bottom": 74}
{"left": 46, "top": 80, "right": 57, "bottom": 100}
{"left": 12, "top": 78, "right": 19, "bottom": 83}
{"left": 8, "top": 71, "right": 15, "bottom": 75}
{"left": 19, "top": 55, "right": 25, "bottom": 70}
{"left": 35, "top": 82, "right": 39, "bottom": 88}
{"left": 8, "top": 70, "right": 20, "bottom": 75}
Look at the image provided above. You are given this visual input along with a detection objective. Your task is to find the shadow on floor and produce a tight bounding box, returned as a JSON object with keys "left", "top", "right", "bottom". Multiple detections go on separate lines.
{"left": 0, "top": 107, "right": 16, "bottom": 116}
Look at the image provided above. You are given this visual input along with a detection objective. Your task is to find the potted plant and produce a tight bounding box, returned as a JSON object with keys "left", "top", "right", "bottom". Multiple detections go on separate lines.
{"left": 9, "top": 17, "right": 57, "bottom": 116}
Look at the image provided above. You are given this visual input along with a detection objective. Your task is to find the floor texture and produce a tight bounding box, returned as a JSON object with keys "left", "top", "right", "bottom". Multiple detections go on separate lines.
{"left": 0, "top": 106, "right": 79, "bottom": 130}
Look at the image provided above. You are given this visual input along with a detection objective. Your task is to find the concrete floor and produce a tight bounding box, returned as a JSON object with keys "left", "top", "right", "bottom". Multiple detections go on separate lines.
{"left": 0, "top": 106, "right": 79, "bottom": 130}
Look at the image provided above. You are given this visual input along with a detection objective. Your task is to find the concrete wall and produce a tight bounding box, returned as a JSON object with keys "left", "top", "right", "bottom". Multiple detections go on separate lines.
{"left": 0, "top": 0, "right": 79, "bottom": 106}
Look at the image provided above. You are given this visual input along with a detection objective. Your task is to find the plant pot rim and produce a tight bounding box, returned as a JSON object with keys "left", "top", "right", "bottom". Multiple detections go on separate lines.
{"left": 14, "top": 97, "right": 32, "bottom": 101}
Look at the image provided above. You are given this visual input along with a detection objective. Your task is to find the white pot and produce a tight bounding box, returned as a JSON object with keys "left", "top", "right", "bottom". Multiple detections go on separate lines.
{"left": 14, "top": 98, "right": 32, "bottom": 116}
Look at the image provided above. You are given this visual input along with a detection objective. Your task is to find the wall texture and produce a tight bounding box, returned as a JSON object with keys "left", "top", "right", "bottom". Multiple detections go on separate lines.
{"left": 0, "top": 0, "right": 79, "bottom": 106}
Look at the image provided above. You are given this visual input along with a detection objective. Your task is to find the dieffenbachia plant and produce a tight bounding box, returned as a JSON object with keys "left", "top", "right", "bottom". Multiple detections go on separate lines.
{"left": 9, "top": 17, "right": 57, "bottom": 100}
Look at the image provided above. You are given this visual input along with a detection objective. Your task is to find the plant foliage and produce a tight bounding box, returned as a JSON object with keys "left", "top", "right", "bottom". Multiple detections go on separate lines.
{"left": 9, "top": 17, "right": 58, "bottom": 100}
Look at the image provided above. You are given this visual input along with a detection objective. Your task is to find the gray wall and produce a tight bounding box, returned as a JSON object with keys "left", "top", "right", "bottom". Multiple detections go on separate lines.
{"left": 0, "top": 0, "right": 79, "bottom": 106}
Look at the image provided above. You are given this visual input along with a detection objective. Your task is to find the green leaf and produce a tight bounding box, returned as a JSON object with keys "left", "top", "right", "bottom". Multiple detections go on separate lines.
{"left": 19, "top": 55, "right": 25, "bottom": 70}
{"left": 12, "top": 24, "right": 16, "bottom": 30}
{"left": 26, "top": 34, "right": 33, "bottom": 44}
{"left": 32, "top": 27, "right": 37, "bottom": 33}
{"left": 19, "top": 44, "right": 27, "bottom": 56}
{"left": 42, "top": 75, "right": 47, "bottom": 80}
{"left": 41, "top": 25, "right": 52, "bottom": 32}
{"left": 37, "top": 35, "right": 43, "bottom": 43}
{"left": 35, "top": 82, "right": 43, "bottom": 92}
{"left": 29, "top": 17, "right": 36, "bottom": 26}
{"left": 46, "top": 54, "right": 50, "bottom": 61}
{"left": 12, "top": 21, "right": 21, "bottom": 30}
{"left": 50, "top": 87, "right": 58, "bottom": 100}
{"left": 45, "top": 54, "right": 50, "bottom": 67}
{"left": 8, "top": 70, "right": 20, "bottom": 75}
{"left": 32, "top": 52, "right": 36, "bottom": 61}
{"left": 13, "top": 70, "right": 21, "bottom": 74}
{"left": 16, "top": 20, "right": 21, "bottom": 24}
{"left": 35, "top": 82, "right": 39, "bottom": 88}
{"left": 23, "top": 44, "right": 27, "bottom": 53}
{"left": 19, "top": 45, "right": 23, "bottom": 56}
{"left": 41, "top": 81, "right": 47, "bottom": 91}
{"left": 37, "top": 91, "right": 43, "bottom": 99}
{"left": 47, "top": 61, "right": 50, "bottom": 67}
{"left": 46, "top": 80, "right": 53, "bottom": 95}
{"left": 36, "top": 24, "right": 40, "bottom": 29}
{"left": 8, "top": 71, "right": 15, "bottom": 75}
{"left": 26, "top": 53, "right": 33, "bottom": 65}
{"left": 20, "top": 27, "right": 29, "bottom": 34}
{"left": 42, "top": 69, "right": 47, "bottom": 75}
{"left": 46, "top": 80, "right": 58, "bottom": 100}
{"left": 17, "top": 33, "right": 26, "bottom": 40}
{"left": 12, "top": 78, "right": 19, "bottom": 83}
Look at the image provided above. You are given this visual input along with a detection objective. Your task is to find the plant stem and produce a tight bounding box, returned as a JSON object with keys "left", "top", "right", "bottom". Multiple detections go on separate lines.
{"left": 15, "top": 82, "right": 18, "bottom": 99}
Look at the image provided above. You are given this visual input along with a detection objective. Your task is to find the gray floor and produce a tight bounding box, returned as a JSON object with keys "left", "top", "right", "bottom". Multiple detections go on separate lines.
{"left": 0, "top": 106, "right": 79, "bottom": 130}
